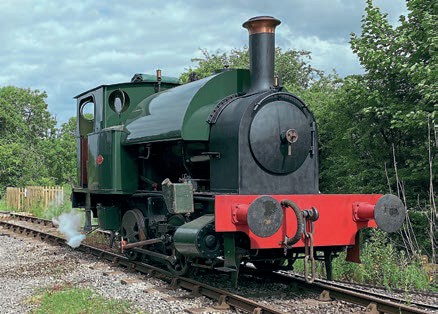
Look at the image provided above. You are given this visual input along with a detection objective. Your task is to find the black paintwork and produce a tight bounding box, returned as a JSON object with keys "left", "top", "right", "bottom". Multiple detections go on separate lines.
{"left": 247, "top": 32, "right": 276, "bottom": 92}
{"left": 210, "top": 90, "right": 319, "bottom": 194}
{"left": 249, "top": 95, "right": 312, "bottom": 174}
{"left": 209, "top": 26, "right": 319, "bottom": 194}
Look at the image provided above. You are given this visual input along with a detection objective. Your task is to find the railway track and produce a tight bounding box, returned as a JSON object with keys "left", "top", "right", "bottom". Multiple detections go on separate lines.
{"left": 6, "top": 212, "right": 53, "bottom": 226}
{"left": 1, "top": 212, "right": 436, "bottom": 314}
{"left": 318, "top": 277, "right": 438, "bottom": 298}
{"left": 0, "top": 215, "right": 284, "bottom": 314}
{"left": 241, "top": 266, "right": 437, "bottom": 314}
{"left": 270, "top": 271, "right": 437, "bottom": 314}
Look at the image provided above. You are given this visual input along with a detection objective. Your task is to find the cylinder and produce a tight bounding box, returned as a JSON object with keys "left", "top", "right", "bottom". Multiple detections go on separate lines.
{"left": 173, "top": 215, "right": 223, "bottom": 258}
{"left": 243, "top": 16, "right": 281, "bottom": 92}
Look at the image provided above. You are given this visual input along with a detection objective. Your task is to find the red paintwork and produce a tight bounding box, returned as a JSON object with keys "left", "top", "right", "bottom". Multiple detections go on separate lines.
{"left": 231, "top": 204, "right": 249, "bottom": 225}
{"left": 96, "top": 154, "right": 104, "bottom": 165}
{"left": 215, "top": 194, "right": 382, "bottom": 249}
{"left": 353, "top": 202, "right": 375, "bottom": 221}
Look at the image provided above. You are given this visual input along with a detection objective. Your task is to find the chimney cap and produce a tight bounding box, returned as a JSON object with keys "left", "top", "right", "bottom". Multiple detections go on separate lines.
{"left": 243, "top": 16, "right": 281, "bottom": 35}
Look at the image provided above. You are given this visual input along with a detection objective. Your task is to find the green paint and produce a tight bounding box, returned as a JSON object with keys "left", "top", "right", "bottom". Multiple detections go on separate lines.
{"left": 97, "top": 205, "right": 121, "bottom": 231}
{"left": 182, "top": 69, "right": 250, "bottom": 140}
{"left": 87, "top": 126, "right": 137, "bottom": 194}
{"left": 76, "top": 77, "right": 180, "bottom": 193}
{"left": 173, "top": 214, "right": 215, "bottom": 257}
{"left": 103, "top": 82, "right": 177, "bottom": 128}
{"left": 123, "top": 69, "right": 250, "bottom": 144}
{"left": 223, "top": 233, "right": 241, "bottom": 287}
{"left": 76, "top": 80, "right": 179, "bottom": 137}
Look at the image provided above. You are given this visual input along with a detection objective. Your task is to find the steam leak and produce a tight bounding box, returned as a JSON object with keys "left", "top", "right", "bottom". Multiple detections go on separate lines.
{"left": 52, "top": 209, "right": 86, "bottom": 248}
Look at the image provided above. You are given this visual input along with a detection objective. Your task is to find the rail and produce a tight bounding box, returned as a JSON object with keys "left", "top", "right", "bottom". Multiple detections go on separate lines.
{"left": 270, "top": 271, "right": 436, "bottom": 314}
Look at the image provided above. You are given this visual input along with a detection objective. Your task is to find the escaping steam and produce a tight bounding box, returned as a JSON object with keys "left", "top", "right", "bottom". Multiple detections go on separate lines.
{"left": 52, "top": 209, "right": 86, "bottom": 248}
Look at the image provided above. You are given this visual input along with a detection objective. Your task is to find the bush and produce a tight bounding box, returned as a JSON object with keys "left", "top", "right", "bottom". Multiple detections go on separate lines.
{"left": 332, "top": 229, "right": 433, "bottom": 291}
{"left": 293, "top": 228, "right": 434, "bottom": 291}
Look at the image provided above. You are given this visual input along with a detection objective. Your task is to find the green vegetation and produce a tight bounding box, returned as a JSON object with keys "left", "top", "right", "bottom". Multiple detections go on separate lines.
{"left": 0, "top": 87, "right": 76, "bottom": 193}
{"left": 30, "top": 286, "right": 139, "bottom": 314}
{"left": 27, "top": 196, "right": 73, "bottom": 220}
{"left": 0, "top": 198, "right": 8, "bottom": 211}
{"left": 0, "top": 185, "right": 73, "bottom": 218}
{"left": 332, "top": 230, "right": 434, "bottom": 291}
{"left": 180, "top": 47, "right": 322, "bottom": 92}
{"left": 320, "top": 0, "right": 436, "bottom": 261}
{"left": 84, "top": 230, "right": 110, "bottom": 248}
{"left": 320, "top": 0, "right": 436, "bottom": 200}
{"left": 293, "top": 229, "right": 435, "bottom": 291}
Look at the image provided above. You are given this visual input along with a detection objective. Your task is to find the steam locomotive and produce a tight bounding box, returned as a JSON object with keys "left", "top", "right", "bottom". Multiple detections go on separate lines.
{"left": 72, "top": 16, "right": 406, "bottom": 285}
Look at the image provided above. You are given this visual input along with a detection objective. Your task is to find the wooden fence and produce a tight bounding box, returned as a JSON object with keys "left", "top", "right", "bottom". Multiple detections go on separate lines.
{"left": 6, "top": 186, "right": 64, "bottom": 212}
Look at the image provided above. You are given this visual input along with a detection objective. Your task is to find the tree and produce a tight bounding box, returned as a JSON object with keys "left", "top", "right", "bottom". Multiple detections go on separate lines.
{"left": 0, "top": 86, "right": 58, "bottom": 192}
{"left": 317, "top": 74, "right": 397, "bottom": 194}
{"left": 42, "top": 117, "right": 77, "bottom": 185}
{"left": 0, "top": 86, "right": 56, "bottom": 142}
{"left": 180, "top": 47, "right": 323, "bottom": 92}
{"left": 319, "top": 0, "right": 437, "bottom": 197}
{"left": 351, "top": 0, "right": 436, "bottom": 119}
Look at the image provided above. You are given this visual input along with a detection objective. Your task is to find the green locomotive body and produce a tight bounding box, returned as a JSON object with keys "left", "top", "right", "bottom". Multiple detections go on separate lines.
{"left": 72, "top": 16, "right": 406, "bottom": 286}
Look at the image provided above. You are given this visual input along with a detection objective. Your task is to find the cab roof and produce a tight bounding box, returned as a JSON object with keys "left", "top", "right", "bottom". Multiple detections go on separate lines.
{"left": 74, "top": 73, "right": 180, "bottom": 99}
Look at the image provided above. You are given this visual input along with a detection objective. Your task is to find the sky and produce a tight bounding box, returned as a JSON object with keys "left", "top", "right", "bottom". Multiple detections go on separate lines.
{"left": 0, "top": 0, "right": 407, "bottom": 125}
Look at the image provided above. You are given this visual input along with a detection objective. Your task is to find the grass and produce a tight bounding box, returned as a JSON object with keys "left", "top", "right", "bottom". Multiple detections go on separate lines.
{"left": 30, "top": 285, "right": 142, "bottom": 314}
{"left": 41, "top": 185, "right": 73, "bottom": 220}
{"left": 0, "top": 197, "right": 8, "bottom": 211}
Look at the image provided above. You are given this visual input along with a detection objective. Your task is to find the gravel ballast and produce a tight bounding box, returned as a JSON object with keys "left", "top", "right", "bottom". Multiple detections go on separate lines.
{"left": 0, "top": 229, "right": 226, "bottom": 314}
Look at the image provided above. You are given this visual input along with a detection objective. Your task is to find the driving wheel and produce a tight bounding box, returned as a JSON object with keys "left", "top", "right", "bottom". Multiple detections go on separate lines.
{"left": 121, "top": 209, "right": 146, "bottom": 260}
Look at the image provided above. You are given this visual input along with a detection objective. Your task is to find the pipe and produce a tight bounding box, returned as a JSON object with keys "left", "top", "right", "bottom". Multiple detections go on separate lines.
{"left": 243, "top": 16, "right": 281, "bottom": 92}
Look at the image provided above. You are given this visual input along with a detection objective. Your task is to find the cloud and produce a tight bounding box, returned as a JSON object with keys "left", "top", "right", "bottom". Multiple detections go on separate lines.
{"left": 0, "top": 0, "right": 407, "bottom": 124}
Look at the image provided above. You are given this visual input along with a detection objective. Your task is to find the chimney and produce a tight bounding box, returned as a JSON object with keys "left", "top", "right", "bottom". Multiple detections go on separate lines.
{"left": 243, "top": 16, "right": 281, "bottom": 92}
